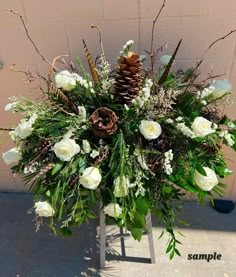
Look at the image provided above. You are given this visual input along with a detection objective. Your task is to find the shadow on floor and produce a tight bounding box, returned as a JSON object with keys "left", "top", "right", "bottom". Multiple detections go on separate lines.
{"left": 0, "top": 192, "right": 235, "bottom": 276}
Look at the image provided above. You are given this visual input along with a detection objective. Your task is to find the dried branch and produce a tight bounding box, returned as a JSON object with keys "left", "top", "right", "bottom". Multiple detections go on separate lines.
{"left": 48, "top": 98, "right": 75, "bottom": 116}
{"left": 184, "top": 29, "right": 236, "bottom": 92}
{"left": 49, "top": 55, "right": 69, "bottom": 78}
{"left": 150, "top": 0, "right": 166, "bottom": 79}
{"left": 8, "top": 9, "right": 52, "bottom": 67}
{"left": 91, "top": 25, "right": 106, "bottom": 62}
{"left": 0, "top": 128, "right": 14, "bottom": 131}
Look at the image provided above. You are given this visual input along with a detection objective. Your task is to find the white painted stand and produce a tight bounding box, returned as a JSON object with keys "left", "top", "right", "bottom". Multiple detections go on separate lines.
{"left": 99, "top": 203, "right": 156, "bottom": 269}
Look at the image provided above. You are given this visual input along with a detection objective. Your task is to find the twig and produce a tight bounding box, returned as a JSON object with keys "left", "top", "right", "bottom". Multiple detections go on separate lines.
{"left": 91, "top": 25, "right": 106, "bottom": 62}
{"left": 184, "top": 29, "right": 236, "bottom": 92}
{"left": 150, "top": 0, "right": 166, "bottom": 80}
{"left": 0, "top": 128, "right": 14, "bottom": 131}
{"left": 49, "top": 55, "right": 69, "bottom": 78}
{"left": 7, "top": 9, "right": 52, "bottom": 67}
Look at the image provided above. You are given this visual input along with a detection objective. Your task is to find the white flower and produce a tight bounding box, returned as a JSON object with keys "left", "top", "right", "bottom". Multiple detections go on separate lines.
{"left": 90, "top": 150, "right": 100, "bottom": 159}
{"left": 15, "top": 120, "right": 33, "bottom": 139}
{"left": 164, "top": 149, "right": 173, "bottom": 161}
{"left": 166, "top": 118, "right": 174, "bottom": 124}
{"left": 113, "top": 176, "right": 129, "bottom": 197}
{"left": 191, "top": 117, "right": 215, "bottom": 137}
{"left": 176, "top": 117, "right": 183, "bottom": 122}
{"left": 79, "top": 167, "right": 102, "bottom": 190}
{"left": 78, "top": 106, "right": 87, "bottom": 122}
{"left": 53, "top": 137, "right": 80, "bottom": 161}
{"left": 28, "top": 113, "right": 38, "bottom": 124}
{"left": 194, "top": 167, "right": 218, "bottom": 191}
{"left": 211, "top": 79, "right": 232, "bottom": 99}
{"left": 176, "top": 122, "right": 196, "bottom": 138}
{"left": 34, "top": 201, "right": 54, "bottom": 217}
{"left": 55, "top": 70, "right": 77, "bottom": 91}
{"left": 104, "top": 203, "right": 122, "bottom": 218}
{"left": 224, "top": 133, "right": 235, "bottom": 147}
{"left": 82, "top": 140, "right": 91, "bottom": 153}
{"left": 139, "top": 120, "right": 162, "bottom": 140}
{"left": 160, "top": 55, "right": 172, "bottom": 66}
{"left": 5, "top": 102, "right": 17, "bottom": 112}
{"left": 2, "top": 147, "right": 22, "bottom": 165}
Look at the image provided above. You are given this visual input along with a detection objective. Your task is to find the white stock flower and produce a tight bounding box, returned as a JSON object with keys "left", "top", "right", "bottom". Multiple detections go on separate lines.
{"left": 90, "top": 150, "right": 100, "bottom": 159}
{"left": 211, "top": 79, "right": 232, "bottom": 99}
{"left": 15, "top": 120, "right": 33, "bottom": 139}
{"left": 5, "top": 102, "right": 17, "bottom": 112}
{"left": 104, "top": 203, "right": 122, "bottom": 217}
{"left": 191, "top": 117, "right": 215, "bottom": 137}
{"left": 78, "top": 106, "right": 87, "bottom": 122}
{"left": 82, "top": 140, "right": 91, "bottom": 153}
{"left": 139, "top": 120, "right": 162, "bottom": 140}
{"left": 34, "top": 201, "right": 54, "bottom": 217}
{"left": 113, "top": 176, "right": 129, "bottom": 197}
{"left": 176, "top": 122, "right": 196, "bottom": 138}
{"left": 160, "top": 55, "right": 172, "bottom": 66}
{"left": 53, "top": 137, "right": 80, "bottom": 161}
{"left": 194, "top": 167, "right": 218, "bottom": 191}
{"left": 55, "top": 70, "right": 77, "bottom": 91}
{"left": 79, "top": 167, "right": 102, "bottom": 190}
{"left": 2, "top": 147, "right": 22, "bottom": 165}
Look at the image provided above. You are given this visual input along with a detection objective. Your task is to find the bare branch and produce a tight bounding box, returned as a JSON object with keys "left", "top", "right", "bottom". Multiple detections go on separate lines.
{"left": 150, "top": 0, "right": 166, "bottom": 80}
{"left": 0, "top": 128, "right": 14, "bottom": 131}
{"left": 91, "top": 25, "right": 106, "bottom": 62}
{"left": 49, "top": 55, "right": 69, "bottom": 78}
{"left": 184, "top": 29, "right": 236, "bottom": 92}
{"left": 7, "top": 9, "right": 52, "bottom": 67}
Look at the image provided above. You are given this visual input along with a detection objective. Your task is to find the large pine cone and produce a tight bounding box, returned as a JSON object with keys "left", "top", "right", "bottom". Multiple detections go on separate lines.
{"left": 114, "top": 52, "right": 143, "bottom": 104}
{"left": 90, "top": 107, "right": 118, "bottom": 139}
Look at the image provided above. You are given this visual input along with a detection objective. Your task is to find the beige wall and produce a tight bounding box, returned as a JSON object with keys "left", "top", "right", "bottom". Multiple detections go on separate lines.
{"left": 0, "top": 0, "right": 236, "bottom": 198}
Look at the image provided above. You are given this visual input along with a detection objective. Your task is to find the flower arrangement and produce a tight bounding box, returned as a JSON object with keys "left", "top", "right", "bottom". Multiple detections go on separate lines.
{"left": 1, "top": 5, "right": 236, "bottom": 259}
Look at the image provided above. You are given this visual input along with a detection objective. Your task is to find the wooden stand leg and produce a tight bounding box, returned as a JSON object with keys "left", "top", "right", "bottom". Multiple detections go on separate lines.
{"left": 145, "top": 212, "right": 156, "bottom": 264}
{"left": 99, "top": 202, "right": 106, "bottom": 269}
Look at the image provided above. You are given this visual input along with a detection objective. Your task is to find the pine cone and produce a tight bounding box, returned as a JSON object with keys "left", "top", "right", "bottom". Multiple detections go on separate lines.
{"left": 90, "top": 107, "right": 118, "bottom": 139}
{"left": 114, "top": 52, "right": 143, "bottom": 104}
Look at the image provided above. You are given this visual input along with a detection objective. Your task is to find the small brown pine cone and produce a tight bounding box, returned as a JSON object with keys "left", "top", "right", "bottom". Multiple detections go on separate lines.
{"left": 89, "top": 107, "right": 118, "bottom": 139}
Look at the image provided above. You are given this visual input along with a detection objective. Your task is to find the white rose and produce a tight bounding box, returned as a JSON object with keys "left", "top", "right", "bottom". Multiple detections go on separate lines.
{"left": 80, "top": 166, "right": 102, "bottom": 190}
{"left": 160, "top": 55, "right": 172, "bottom": 66}
{"left": 191, "top": 117, "right": 215, "bottom": 137}
{"left": 139, "top": 120, "right": 162, "bottom": 140}
{"left": 211, "top": 79, "right": 232, "bottom": 99}
{"left": 194, "top": 167, "right": 218, "bottom": 191}
{"left": 15, "top": 120, "right": 33, "bottom": 139}
{"left": 113, "top": 176, "right": 129, "bottom": 197}
{"left": 53, "top": 137, "right": 80, "bottom": 161}
{"left": 2, "top": 147, "right": 22, "bottom": 165}
{"left": 34, "top": 201, "right": 54, "bottom": 217}
{"left": 55, "top": 70, "right": 77, "bottom": 91}
{"left": 104, "top": 203, "right": 122, "bottom": 217}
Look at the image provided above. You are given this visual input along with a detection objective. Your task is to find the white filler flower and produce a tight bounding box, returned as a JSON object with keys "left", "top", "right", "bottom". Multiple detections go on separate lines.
{"left": 15, "top": 120, "right": 33, "bottom": 139}
{"left": 53, "top": 137, "right": 80, "bottom": 161}
{"left": 34, "top": 201, "right": 55, "bottom": 217}
{"left": 139, "top": 120, "right": 162, "bottom": 140}
{"left": 104, "top": 203, "right": 122, "bottom": 217}
{"left": 2, "top": 147, "right": 22, "bottom": 165}
{"left": 80, "top": 167, "right": 102, "bottom": 190}
{"left": 194, "top": 167, "right": 218, "bottom": 191}
{"left": 55, "top": 70, "right": 77, "bottom": 91}
{"left": 191, "top": 117, "right": 215, "bottom": 137}
{"left": 113, "top": 176, "right": 129, "bottom": 197}
{"left": 211, "top": 79, "right": 232, "bottom": 99}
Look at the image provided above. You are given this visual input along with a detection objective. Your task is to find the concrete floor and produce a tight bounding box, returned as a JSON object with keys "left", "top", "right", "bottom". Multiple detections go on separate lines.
{"left": 0, "top": 192, "right": 235, "bottom": 277}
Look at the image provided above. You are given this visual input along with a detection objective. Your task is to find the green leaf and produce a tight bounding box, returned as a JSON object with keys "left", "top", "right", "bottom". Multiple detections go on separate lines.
{"left": 158, "top": 230, "right": 165, "bottom": 240}
{"left": 46, "top": 190, "right": 51, "bottom": 197}
{"left": 51, "top": 162, "right": 64, "bottom": 175}
{"left": 136, "top": 198, "right": 149, "bottom": 215}
{"left": 174, "top": 248, "right": 181, "bottom": 256}
{"left": 170, "top": 251, "right": 175, "bottom": 260}
{"left": 86, "top": 210, "right": 97, "bottom": 219}
{"left": 131, "top": 228, "right": 144, "bottom": 241}
{"left": 196, "top": 165, "right": 207, "bottom": 176}
{"left": 166, "top": 243, "right": 173, "bottom": 254}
